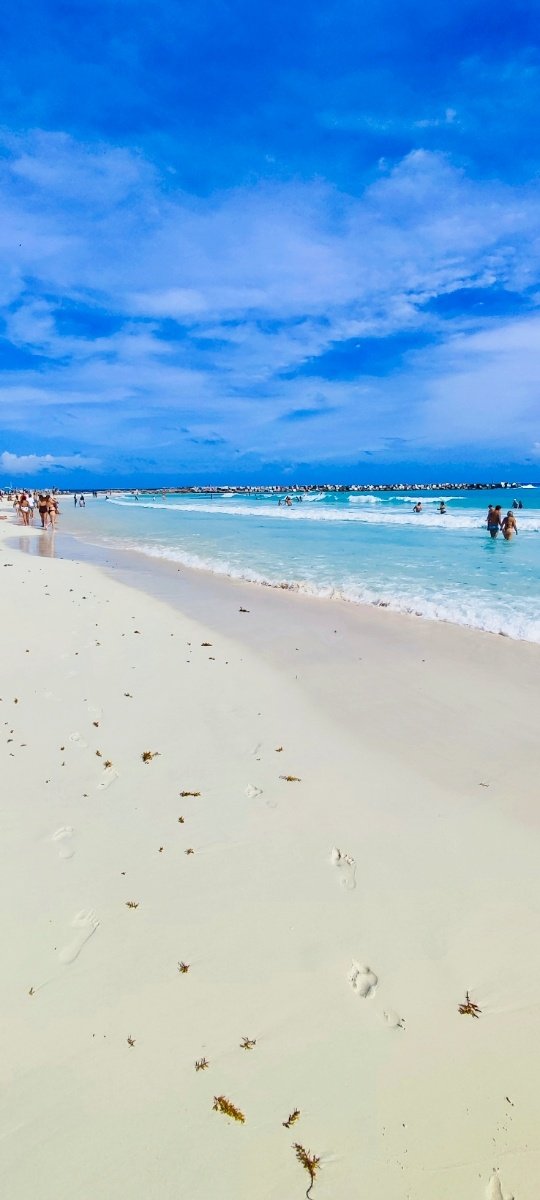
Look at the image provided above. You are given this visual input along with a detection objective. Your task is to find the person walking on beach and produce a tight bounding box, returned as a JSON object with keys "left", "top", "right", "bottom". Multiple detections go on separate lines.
{"left": 46, "top": 494, "right": 58, "bottom": 528}
{"left": 501, "top": 510, "right": 518, "bottom": 539}
{"left": 38, "top": 494, "right": 48, "bottom": 527}
{"left": 487, "top": 505, "right": 502, "bottom": 537}
{"left": 19, "top": 493, "right": 30, "bottom": 525}
{"left": 79, "top": 494, "right": 85, "bottom": 507}
{"left": 73, "top": 493, "right": 78, "bottom": 507}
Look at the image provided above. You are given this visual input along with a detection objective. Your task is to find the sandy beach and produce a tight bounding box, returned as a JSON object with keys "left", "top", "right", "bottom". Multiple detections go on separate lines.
{"left": 1, "top": 509, "right": 539, "bottom": 1200}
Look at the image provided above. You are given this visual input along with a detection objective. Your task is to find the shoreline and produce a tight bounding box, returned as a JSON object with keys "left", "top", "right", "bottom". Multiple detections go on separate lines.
{"left": 8, "top": 503, "right": 540, "bottom": 646}
{"left": 9, "top": 515, "right": 540, "bottom": 797}
{"left": 2, "top": 512, "right": 540, "bottom": 1199}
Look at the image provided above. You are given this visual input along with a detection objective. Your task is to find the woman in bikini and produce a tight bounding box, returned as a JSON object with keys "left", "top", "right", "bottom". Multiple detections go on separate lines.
{"left": 501, "top": 511, "right": 518, "bottom": 540}
{"left": 19, "top": 493, "right": 30, "bottom": 525}
{"left": 46, "top": 495, "right": 59, "bottom": 528}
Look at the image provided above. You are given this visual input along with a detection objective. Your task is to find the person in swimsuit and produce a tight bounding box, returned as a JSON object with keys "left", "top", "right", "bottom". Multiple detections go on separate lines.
{"left": 19, "top": 493, "right": 30, "bottom": 525}
{"left": 501, "top": 511, "right": 518, "bottom": 539}
{"left": 439, "top": 501, "right": 446, "bottom": 514}
{"left": 413, "top": 502, "right": 422, "bottom": 513}
{"left": 38, "top": 495, "right": 48, "bottom": 527}
{"left": 487, "top": 505, "right": 502, "bottom": 537}
{"left": 45, "top": 494, "right": 57, "bottom": 528}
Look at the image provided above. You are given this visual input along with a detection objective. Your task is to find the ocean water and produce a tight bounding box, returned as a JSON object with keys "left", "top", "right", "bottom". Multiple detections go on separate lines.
{"left": 61, "top": 488, "right": 540, "bottom": 643}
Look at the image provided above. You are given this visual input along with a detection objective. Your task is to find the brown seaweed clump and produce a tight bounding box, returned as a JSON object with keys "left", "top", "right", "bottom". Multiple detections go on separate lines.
{"left": 293, "top": 1143, "right": 320, "bottom": 1197}
{"left": 213, "top": 1096, "right": 245, "bottom": 1123}
{"left": 458, "top": 990, "right": 481, "bottom": 1018}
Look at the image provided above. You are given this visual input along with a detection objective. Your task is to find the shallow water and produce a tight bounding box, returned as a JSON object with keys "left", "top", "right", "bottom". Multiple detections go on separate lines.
{"left": 59, "top": 488, "right": 540, "bottom": 642}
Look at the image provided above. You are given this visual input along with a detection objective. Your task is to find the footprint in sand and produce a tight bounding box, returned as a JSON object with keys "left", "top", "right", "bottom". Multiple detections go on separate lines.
{"left": 330, "top": 846, "right": 356, "bottom": 890}
{"left": 51, "top": 826, "right": 75, "bottom": 860}
{"left": 348, "top": 961, "right": 378, "bottom": 998}
{"left": 383, "top": 1009, "right": 405, "bottom": 1030}
{"left": 486, "top": 1172, "right": 514, "bottom": 1200}
{"left": 245, "top": 782, "right": 277, "bottom": 809}
{"left": 59, "top": 910, "right": 99, "bottom": 964}
{"left": 69, "top": 732, "right": 88, "bottom": 748}
{"left": 97, "top": 766, "right": 119, "bottom": 790}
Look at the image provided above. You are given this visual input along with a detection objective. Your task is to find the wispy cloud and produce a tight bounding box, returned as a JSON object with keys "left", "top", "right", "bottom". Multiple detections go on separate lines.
{"left": 0, "top": 450, "right": 100, "bottom": 476}
{"left": 1, "top": 126, "right": 540, "bottom": 479}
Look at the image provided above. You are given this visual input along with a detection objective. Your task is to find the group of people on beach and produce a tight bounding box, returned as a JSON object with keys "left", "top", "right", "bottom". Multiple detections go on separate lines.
{"left": 487, "top": 505, "right": 518, "bottom": 539}
{"left": 10, "top": 491, "right": 60, "bottom": 528}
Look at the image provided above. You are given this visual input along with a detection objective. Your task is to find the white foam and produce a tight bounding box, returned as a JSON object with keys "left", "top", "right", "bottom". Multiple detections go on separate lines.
{"left": 109, "top": 538, "right": 540, "bottom": 644}
{"left": 106, "top": 497, "right": 540, "bottom": 532}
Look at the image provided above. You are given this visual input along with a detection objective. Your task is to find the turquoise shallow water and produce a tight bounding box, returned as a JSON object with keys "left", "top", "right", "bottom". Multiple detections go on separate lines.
{"left": 61, "top": 487, "right": 540, "bottom": 642}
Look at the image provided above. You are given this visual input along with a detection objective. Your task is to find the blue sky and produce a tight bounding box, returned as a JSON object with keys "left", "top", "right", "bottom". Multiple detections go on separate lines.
{"left": 0, "top": 0, "right": 539, "bottom": 484}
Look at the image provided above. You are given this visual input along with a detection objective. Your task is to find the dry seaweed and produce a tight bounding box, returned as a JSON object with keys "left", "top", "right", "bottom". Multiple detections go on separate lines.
{"left": 185, "top": 848, "right": 195, "bottom": 855}
{"left": 283, "top": 1109, "right": 300, "bottom": 1128}
{"left": 195, "top": 1058, "right": 209, "bottom": 1071}
{"left": 213, "top": 1096, "right": 245, "bottom": 1123}
{"left": 458, "top": 991, "right": 481, "bottom": 1018}
{"left": 104, "top": 760, "right": 113, "bottom": 769}
{"left": 180, "top": 790, "right": 200, "bottom": 797}
{"left": 141, "top": 750, "right": 159, "bottom": 763}
{"left": 127, "top": 1035, "right": 135, "bottom": 1047}
{"left": 293, "top": 1143, "right": 320, "bottom": 1198}
{"left": 240, "top": 1036, "right": 256, "bottom": 1050}
{"left": 280, "top": 774, "right": 301, "bottom": 782}
{"left": 126, "top": 900, "right": 139, "bottom": 909}
{"left": 177, "top": 961, "right": 190, "bottom": 973}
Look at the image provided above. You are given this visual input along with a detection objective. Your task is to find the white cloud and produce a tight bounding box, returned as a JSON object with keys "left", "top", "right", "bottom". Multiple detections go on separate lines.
{"left": 1, "top": 130, "right": 540, "bottom": 468}
{"left": 0, "top": 451, "right": 100, "bottom": 476}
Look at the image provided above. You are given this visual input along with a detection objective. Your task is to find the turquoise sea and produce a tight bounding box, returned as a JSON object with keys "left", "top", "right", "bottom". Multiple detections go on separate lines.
{"left": 61, "top": 487, "right": 540, "bottom": 643}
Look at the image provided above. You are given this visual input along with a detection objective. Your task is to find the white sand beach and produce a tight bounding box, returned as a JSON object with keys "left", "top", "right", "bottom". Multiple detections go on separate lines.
{"left": 1, "top": 511, "right": 539, "bottom": 1200}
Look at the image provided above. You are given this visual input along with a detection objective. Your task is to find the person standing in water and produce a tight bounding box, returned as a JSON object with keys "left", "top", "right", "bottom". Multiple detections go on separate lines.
{"left": 487, "top": 505, "right": 502, "bottom": 537}
{"left": 501, "top": 510, "right": 518, "bottom": 539}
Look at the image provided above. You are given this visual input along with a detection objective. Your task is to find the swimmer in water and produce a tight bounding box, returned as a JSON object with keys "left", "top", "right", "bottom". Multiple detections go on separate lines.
{"left": 439, "top": 501, "right": 447, "bottom": 514}
{"left": 501, "top": 510, "right": 518, "bottom": 539}
{"left": 413, "top": 502, "right": 422, "bottom": 513}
